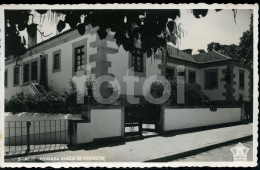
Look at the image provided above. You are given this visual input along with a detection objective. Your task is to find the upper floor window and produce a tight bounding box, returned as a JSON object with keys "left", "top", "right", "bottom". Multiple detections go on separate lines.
{"left": 205, "top": 69, "right": 218, "bottom": 89}
{"left": 14, "top": 66, "right": 20, "bottom": 85}
{"left": 131, "top": 48, "right": 143, "bottom": 72}
{"left": 239, "top": 70, "right": 245, "bottom": 89}
{"left": 31, "top": 61, "right": 38, "bottom": 81}
{"left": 23, "top": 63, "right": 30, "bottom": 83}
{"left": 188, "top": 71, "right": 196, "bottom": 84}
{"left": 74, "top": 45, "right": 85, "bottom": 72}
{"left": 5, "top": 70, "right": 8, "bottom": 87}
{"left": 53, "top": 50, "right": 61, "bottom": 73}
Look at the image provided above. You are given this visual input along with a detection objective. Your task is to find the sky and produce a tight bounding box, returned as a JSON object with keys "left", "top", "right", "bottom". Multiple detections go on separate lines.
{"left": 20, "top": 9, "right": 252, "bottom": 55}
{"left": 176, "top": 9, "right": 252, "bottom": 54}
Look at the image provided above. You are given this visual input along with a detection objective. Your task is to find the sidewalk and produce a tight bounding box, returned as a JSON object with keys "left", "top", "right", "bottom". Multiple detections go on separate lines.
{"left": 5, "top": 123, "right": 253, "bottom": 162}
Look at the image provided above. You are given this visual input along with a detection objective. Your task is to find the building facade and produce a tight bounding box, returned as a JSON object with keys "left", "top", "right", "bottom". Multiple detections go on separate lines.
{"left": 5, "top": 24, "right": 252, "bottom": 102}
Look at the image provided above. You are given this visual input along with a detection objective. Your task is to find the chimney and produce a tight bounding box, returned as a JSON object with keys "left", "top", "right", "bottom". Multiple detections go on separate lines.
{"left": 27, "top": 23, "right": 38, "bottom": 48}
{"left": 198, "top": 49, "right": 206, "bottom": 54}
{"left": 182, "top": 49, "right": 193, "bottom": 55}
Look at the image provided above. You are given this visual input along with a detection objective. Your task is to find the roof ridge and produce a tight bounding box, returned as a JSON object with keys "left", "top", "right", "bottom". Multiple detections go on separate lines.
{"left": 212, "top": 50, "right": 232, "bottom": 59}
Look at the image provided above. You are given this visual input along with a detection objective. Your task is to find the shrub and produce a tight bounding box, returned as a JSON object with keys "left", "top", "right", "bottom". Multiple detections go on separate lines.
{"left": 64, "top": 79, "right": 80, "bottom": 114}
{"left": 169, "top": 79, "right": 209, "bottom": 106}
{"left": 149, "top": 80, "right": 165, "bottom": 98}
{"left": 5, "top": 92, "right": 27, "bottom": 113}
{"left": 5, "top": 81, "right": 80, "bottom": 114}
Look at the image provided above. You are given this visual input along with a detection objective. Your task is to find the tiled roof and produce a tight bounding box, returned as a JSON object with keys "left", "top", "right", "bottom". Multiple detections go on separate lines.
{"left": 192, "top": 50, "right": 231, "bottom": 63}
{"left": 166, "top": 45, "right": 232, "bottom": 64}
{"left": 167, "top": 45, "right": 197, "bottom": 63}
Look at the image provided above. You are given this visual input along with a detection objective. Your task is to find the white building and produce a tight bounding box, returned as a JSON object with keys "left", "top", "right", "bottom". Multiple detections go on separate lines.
{"left": 5, "top": 24, "right": 252, "bottom": 103}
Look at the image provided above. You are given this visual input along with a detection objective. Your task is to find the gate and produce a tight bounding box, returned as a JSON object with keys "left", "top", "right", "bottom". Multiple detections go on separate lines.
{"left": 5, "top": 120, "right": 69, "bottom": 158}
{"left": 124, "top": 104, "right": 161, "bottom": 137}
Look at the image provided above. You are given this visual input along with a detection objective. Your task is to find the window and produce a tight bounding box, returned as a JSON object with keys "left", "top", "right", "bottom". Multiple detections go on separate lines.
{"left": 74, "top": 45, "right": 85, "bottom": 72}
{"left": 205, "top": 69, "right": 218, "bottom": 89}
{"left": 14, "top": 67, "right": 20, "bottom": 85}
{"left": 188, "top": 71, "right": 196, "bottom": 84}
{"left": 53, "top": 50, "right": 61, "bottom": 72}
{"left": 5, "top": 70, "right": 8, "bottom": 87}
{"left": 23, "top": 63, "right": 30, "bottom": 83}
{"left": 166, "top": 68, "right": 175, "bottom": 80}
{"left": 31, "top": 61, "right": 38, "bottom": 81}
{"left": 239, "top": 70, "right": 245, "bottom": 89}
{"left": 131, "top": 48, "right": 143, "bottom": 72}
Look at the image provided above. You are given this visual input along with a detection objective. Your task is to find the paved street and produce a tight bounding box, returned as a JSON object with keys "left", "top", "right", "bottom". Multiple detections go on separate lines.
{"left": 174, "top": 140, "right": 253, "bottom": 162}
{"left": 5, "top": 123, "right": 253, "bottom": 162}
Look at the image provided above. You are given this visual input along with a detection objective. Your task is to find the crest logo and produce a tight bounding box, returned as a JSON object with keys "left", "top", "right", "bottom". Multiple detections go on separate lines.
{"left": 230, "top": 142, "right": 249, "bottom": 161}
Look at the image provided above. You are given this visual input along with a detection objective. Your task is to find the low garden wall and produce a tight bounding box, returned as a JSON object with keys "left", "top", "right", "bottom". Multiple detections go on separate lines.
{"left": 69, "top": 106, "right": 124, "bottom": 147}
{"left": 161, "top": 106, "right": 242, "bottom": 132}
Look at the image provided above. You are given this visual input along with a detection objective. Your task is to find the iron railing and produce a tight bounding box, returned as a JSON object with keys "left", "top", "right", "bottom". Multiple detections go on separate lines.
{"left": 5, "top": 119, "right": 69, "bottom": 158}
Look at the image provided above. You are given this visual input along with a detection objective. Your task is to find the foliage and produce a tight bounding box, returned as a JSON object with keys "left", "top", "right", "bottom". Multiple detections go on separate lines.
{"left": 207, "top": 14, "right": 253, "bottom": 67}
{"left": 149, "top": 80, "right": 165, "bottom": 98}
{"left": 5, "top": 9, "right": 230, "bottom": 58}
{"left": 239, "top": 14, "right": 253, "bottom": 67}
{"left": 5, "top": 92, "right": 27, "bottom": 113}
{"left": 147, "top": 79, "right": 208, "bottom": 106}
{"left": 64, "top": 79, "right": 81, "bottom": 114}
{"left": 85, "top": 77, "right": 95, "bottom": 89}
{"left": 5, "top": 10, "right": 29, "bottom": 57}
{"left": 207, "top": 42, "right": 240, "bottom": 60}
{"left": 5, "top": 81, "right": 80, "bottom": 114}
{"left": 169, "top": 79, "right": 209, "bottom": 106}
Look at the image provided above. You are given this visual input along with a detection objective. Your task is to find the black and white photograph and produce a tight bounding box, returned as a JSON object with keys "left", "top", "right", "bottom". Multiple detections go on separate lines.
{"left": 0, "top": 4, "right": 258, "bottom": 168}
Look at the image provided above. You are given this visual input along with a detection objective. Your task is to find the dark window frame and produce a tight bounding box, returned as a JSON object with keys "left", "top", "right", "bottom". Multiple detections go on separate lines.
{"left": 53, "top": 49, "right": 61, "bottom": 73}
{"left": 31, "top": 61, "right": 38, "bottom": 81}
{"left": 188, "top": 70, "right": 196, "bottom": 84}
{"left": 74, "top": 45, "right": 85, "bottom": 72}
{"left": 131, "top": 48, "right": 143, "bottom": 72}
{"left": 23, "top": 59, "right": 38, "bottom": 84}
{"left": 204, "top": 69, "right": 218, "bottom": 90}
{"left": 5, "top": 69, "right": 8, "bottom": 87}
{"left": 23, "top": 63, "right": 30, "bottom": 83}
{"left": 13, "top": 66, "right": 20, "bottom": 86}
{"left": 239, "top": 70, "right": 245, "bottom": 89}
{"left": 166, "top": 68, "right": 175, "bottom": 80}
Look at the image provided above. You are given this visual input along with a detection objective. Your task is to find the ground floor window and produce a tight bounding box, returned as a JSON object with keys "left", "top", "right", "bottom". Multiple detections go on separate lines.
{"left": 14, "top": 66, "right": 20, "bottom": 85}
{"left": 5, "top": 70, "right": 8, "bottom": 87}
{"left": 166, "top": 68, "right": 175, "bottom": 80}
{"left": 23, "top": 63, "right": 30, "bottom": 83}
{"left": 205, "top": 69, "right": 218, "bottom": 89}
{"left": 31, "top": 61, "right": 38, "bottom": 81}
{"left": 53, "top": 49, "right": 61, "bottom": 72}
{"left": 239, "top": 70, "right": 245, "bottom": 89}
{"left": 188, "top": 71, "right": 196, "bottom": 83}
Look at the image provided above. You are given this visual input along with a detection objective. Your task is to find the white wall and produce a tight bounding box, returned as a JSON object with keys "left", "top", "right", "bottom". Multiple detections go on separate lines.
{"left": 163, "top": 107, "right": 241, "bottom": 131}
{"left": 107, "top": 40, "right": 162, "bottom": 97}
{"left": 5, "top": 25, "right": 97, "bottom": 100}
{"left": 76, "top": 108, "right": 123, "bottom": 144}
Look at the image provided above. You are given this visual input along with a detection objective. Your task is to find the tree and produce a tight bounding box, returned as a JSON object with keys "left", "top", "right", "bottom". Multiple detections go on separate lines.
{"left": 207, "top": 42, "right": 240, "bottom": 60}
{"left": 198, "top": 49, "right": 205, "bottom": 54}
{"left": 206, "top": 14, "right": 253, "bottom": 67}
{"left": 239, "top": 14, "right": 253, "bottom": 67}
{"left": 5, "top": 9, "right": 237, "bottom": 65}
